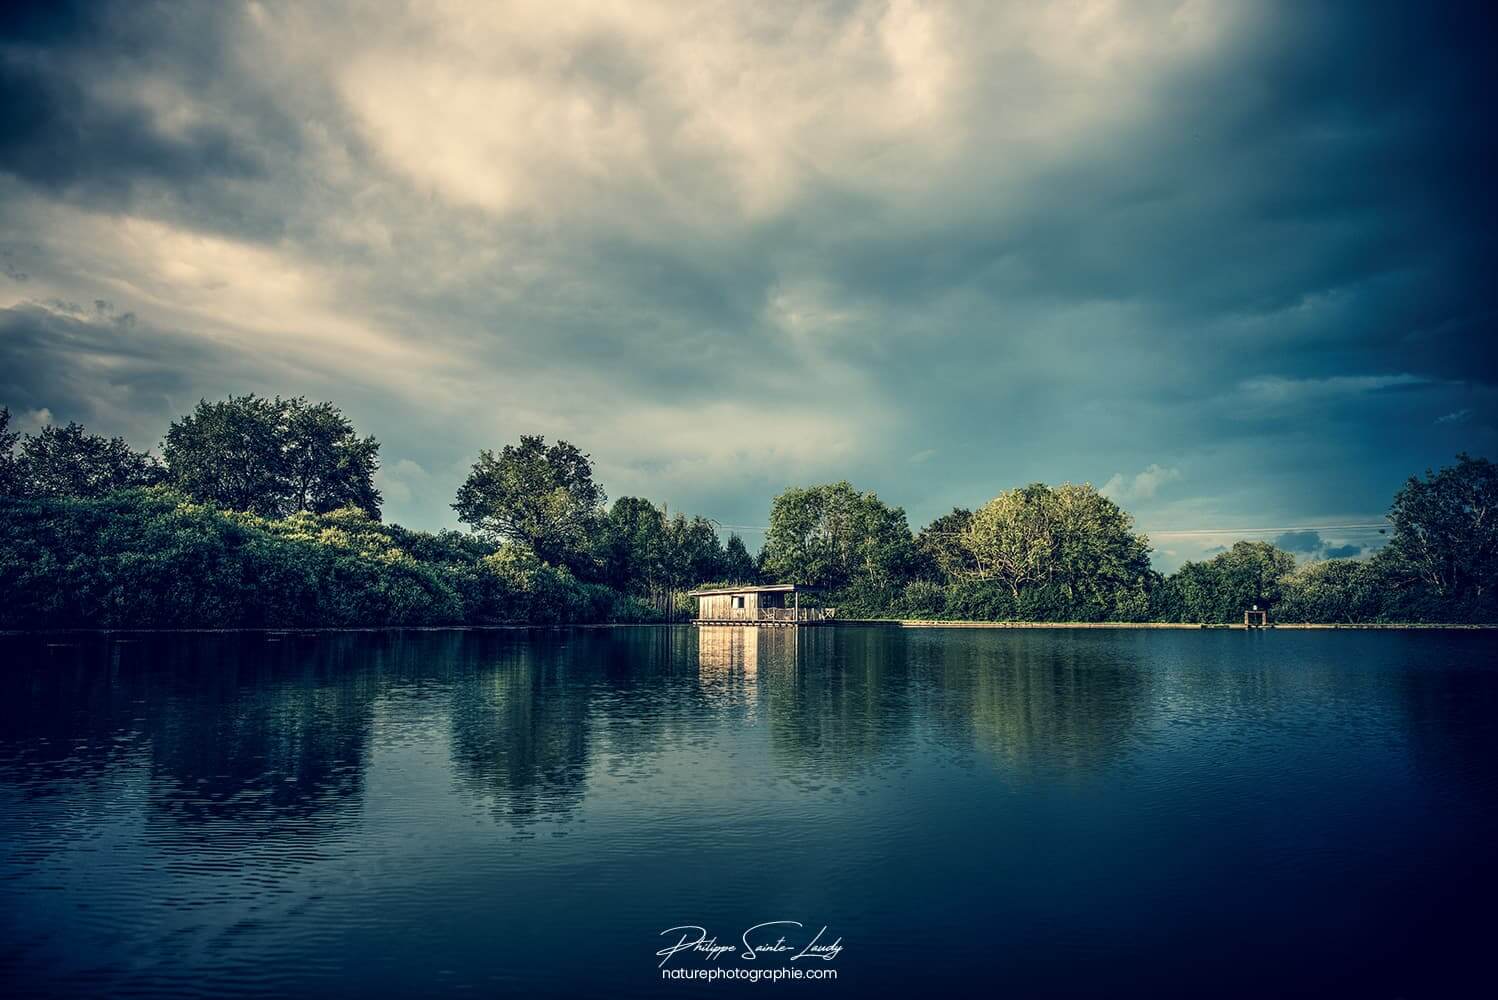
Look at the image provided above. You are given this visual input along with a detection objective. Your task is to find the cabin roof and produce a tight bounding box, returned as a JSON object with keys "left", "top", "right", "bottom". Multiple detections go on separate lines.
{"left": 686, "top": 583, "right": 821, "bottom": 597}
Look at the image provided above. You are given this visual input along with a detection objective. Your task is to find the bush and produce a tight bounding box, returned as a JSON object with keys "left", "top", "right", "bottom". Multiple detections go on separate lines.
{"left": 897, "top": 579, "right": 947, "bottom": 618}
{"left": 0, "top": 490, "right": 659, "bottom": 629}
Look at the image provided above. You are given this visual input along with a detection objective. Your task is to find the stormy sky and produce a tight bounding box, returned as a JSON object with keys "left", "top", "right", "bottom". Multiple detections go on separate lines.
{"left": 1, "top": 0, "right": 1494, "bottom": 569}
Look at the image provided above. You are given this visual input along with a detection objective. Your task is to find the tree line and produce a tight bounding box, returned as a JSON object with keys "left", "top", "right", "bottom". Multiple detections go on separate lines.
{"left": 0, "top": 398, "right": 755, "bottom": 628}
{"left": 1, "top": 397, "right": 1493, "bottom": 626}
{"left": 751, "top": 462, "right": 1496, "bottom": 624}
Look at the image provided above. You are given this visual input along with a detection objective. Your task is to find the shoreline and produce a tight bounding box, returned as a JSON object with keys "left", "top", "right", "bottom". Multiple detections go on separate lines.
{"left": 833, "top": 619, "right": 1498, "bottom": 630}
{"left": 4, "top": 620, "right": 1498, "bottom": 636}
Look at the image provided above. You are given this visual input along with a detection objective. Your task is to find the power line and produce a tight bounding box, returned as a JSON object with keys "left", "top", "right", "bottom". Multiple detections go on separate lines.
{"left": 708, "top": 521, "right": 1389, "bottom": 538}
{"left": 1145, "top": 523, "right": 1387, "bottom": 538}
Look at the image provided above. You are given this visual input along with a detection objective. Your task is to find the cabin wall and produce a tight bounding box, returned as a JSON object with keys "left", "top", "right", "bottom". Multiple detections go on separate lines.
{"left": 693, "top": 589, "right": 824, "bottom": 623}
{"left": 695, "top": 592, "right": 762, "bottom": 621}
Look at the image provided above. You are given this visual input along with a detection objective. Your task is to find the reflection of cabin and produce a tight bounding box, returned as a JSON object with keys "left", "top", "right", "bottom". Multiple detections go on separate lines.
{"left": 698, "top": 624, "right": 803, "bottom": 681}
{"left": 688, "top": 584, "right": 834, "bottom": 625}
{"left": 1244, "top": 605, "right": 1269, "bottom": 627}
{"left": 698, "top": 624, "right": 762, "bottom": 675}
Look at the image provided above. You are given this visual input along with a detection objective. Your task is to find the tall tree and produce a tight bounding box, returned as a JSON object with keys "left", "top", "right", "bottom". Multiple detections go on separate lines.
{"left": 721, "top": 533, "right": 759, "bottom": 583}
{"left": 915, "top": 507, "right": 976, "bottom": 581}
{"left": 16, "top": 422, "right": 162, "bottom": 498}
{"left": 163, "top": 395, "right": 381, "bottom": 518}
{"left": 964, "top": 483, "right": 1152, "bottom": 608}
{"left": 283, "top": 400, "right": 382, "bottom": 516}
{"left": 1382, "top": 454, "right": 1497, "bottom": 606}
{"left": 453, "top": 436, "right": 605, "bottom": 567}
{"left": 761, "top": 482, "right": 916, "bottom": 589}
{"left": 163, "top": 395, "right": 293, "bottom": 516}
{"left": 962, "top": 484, "right": 1061, "bottom": 597}
{"left": 600, "top": 496, "right": 667, "bottom": 593}
{"left": 1163, "top": 541, "right": 1297, "bottom": 623}
{"left": 661, "top": 512, "right": 726, "bottom": 593}
{"left": 0, "top": 408, "right": 21, "bottom": 497}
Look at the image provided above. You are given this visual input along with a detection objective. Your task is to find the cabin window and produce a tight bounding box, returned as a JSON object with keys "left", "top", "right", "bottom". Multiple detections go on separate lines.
{"left": 732, "top": 595, "right": 745, "bottom": 609}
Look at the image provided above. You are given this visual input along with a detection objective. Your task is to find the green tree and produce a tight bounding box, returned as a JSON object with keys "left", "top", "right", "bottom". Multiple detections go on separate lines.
{"left": 1161, "top": 541, "right": 1297, "bottom": 623}
{"left": 661, "top": 512, "right": 726, "bottom": 594}
{"left": 163, "top": 394, "right": 288, "bottom": 515}
{"left": 599, "top": 495, "right": 666, "bottom": 594}
{"left": 283, "top": 399, "right": 382, "bottom": 516}
{"left": 915, "top": 507, "right": 976, "bottom": 581}
{"left": 163, "top": 395, "right": 381, "bottom": 517}
{"left": 1276, "top": 559, "right": 1384, "bottom": 623}
{"left": 597, "top": 498, "right": 743, "bottom": 616}
{"left": 1381, "top": 454, "right": 1497, "bottom": 610}
{"left": 453, "top": 435, "right": 605, "bottom": 568}
{"left": 964, "top": 483, "right": 1151, "bottom": 609}
{"left": 721, "top": 533, "right": 759, "bottom": 583}
{"left": 963, "top": 485, "right": 1059, "bottom": 597}
{"left": 0, "top": 408, "right": 22, "bottom": 497}
{"left": 15, "top": 422, "right": 162, "bottom": 498}
{"left": 761, "top": 482, "right": 916, "bottom": 590}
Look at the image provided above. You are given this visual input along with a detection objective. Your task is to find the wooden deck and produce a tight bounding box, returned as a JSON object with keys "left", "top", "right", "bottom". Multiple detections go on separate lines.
{"left": 693, "top": 608, "right": 836, "bottom": 627}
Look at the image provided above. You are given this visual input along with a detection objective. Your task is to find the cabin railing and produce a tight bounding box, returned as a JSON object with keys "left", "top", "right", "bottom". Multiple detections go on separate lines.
{"left": 698, "top": 607, "right": 836, "bottom": 623}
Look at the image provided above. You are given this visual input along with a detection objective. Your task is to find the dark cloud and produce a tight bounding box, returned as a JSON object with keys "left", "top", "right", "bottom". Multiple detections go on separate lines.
{"left": 0, "top": 301, "right": 270, "bottom": 446}
{"left": 1276, "top": 531, "right": 1325, "bottom": 555}
{"left": 0, "top": 0, "right": 1494, "bottom": 550}
{"left": 0, "top": 1, "right": 108, "bottom": 45}
{"left": 1271, "top": 531, "right": 1369, "bottom": 563}
{"left": 0, "top": 53, "right": 257, "bottom": 198}
{"left": 0, "top": 1, "right": 302, "bottom": 239}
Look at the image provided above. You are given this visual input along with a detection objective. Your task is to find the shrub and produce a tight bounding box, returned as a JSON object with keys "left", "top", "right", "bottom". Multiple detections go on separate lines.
{"left": 0, "top": 491, "right": 656, "bottom": 629}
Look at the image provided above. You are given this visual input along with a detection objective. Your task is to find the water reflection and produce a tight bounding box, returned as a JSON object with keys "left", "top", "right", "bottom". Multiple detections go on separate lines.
{"left": 916, "top": 632, "right": 1153, "bottom": 776}
{"left": 446, "top": 637, "right": 592, "bottom": 824}
{"left": 763, "top": 628, "right": 917, "bottom": 776}
{"left": 3, "top": 629, "right": 1498, "bottom": 997}
{"left": 0, "top": 636, "right": 379, "bottom": 828}
{"left": 5, "top": 629, "right": 1496, "bottom": 832}
{"left": 696, "top": 625, "right": 800, "bottom": 712}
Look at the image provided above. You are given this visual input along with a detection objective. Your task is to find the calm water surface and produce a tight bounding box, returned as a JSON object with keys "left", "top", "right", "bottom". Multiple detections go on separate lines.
{"left": 1, "top": 626, "right": 1496, "bottom": 997}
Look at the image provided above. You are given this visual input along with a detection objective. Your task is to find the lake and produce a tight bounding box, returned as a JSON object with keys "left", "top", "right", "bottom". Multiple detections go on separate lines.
{"left": 1, "top": 626, "right": 1495, "bottom": 997}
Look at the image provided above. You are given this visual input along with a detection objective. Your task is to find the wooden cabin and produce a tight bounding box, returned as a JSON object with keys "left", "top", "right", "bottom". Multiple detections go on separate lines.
{"left": 687, "top": 584, "right": 833, "bottom": 626}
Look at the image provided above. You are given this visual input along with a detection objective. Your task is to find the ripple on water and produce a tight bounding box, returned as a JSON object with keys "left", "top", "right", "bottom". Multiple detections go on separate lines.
{"left": 1, "top": 628, "right": 1496, "bottom": 997}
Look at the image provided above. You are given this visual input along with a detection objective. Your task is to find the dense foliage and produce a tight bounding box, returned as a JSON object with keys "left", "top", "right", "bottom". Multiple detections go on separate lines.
{"left": 163, "top": 395, "right": 381, "bottom": 517}
{"left": 964, "top": 483, "right": 1153, "bottom": 619}
{"left": 453, "top": 436, "right": 604, "bottom": 570}
{"left": 0, "top": 490, "right": 651, "bottom": 629}
{"left": 1380, "top": 454, "right": 1497, "bottom": 614}
{"left": 0, "top": 397, "right": 1492, "bottom": 626}
{"left": 594, "top": 496, "right": 760, "bottom": 617}
{"left": 0, "top": 410, "right": 162, "bottom": 498}
{"left": 1151, "top": 542, "right": 1297, "bottom": 624}
{"left": 760, "top": 459, "right": 1496, "bottom": 624}
{"left": 761, "top": 482, "right": 917, "bottom": 593}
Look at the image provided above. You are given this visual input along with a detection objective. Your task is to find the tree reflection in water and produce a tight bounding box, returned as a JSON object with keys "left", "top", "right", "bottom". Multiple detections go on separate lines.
{"left": 446, "top": 636, "right": 592, "bottom": 826}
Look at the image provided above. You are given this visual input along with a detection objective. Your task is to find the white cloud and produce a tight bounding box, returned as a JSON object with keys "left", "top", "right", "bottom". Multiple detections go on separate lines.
{"left": 1236, "top": 373, "right": 1429, "bottom": 405}
{"left": 374, "top": 457, "right": 432, "bottom": 507}
{"left": 308, "top": 0, "right": 1235, "bottom": 223}
{"left": 6, "top": 0, "right": 1485, "bottom": 543}
{"left": 18, "top": 407, "right": 53, "bottom": 434}
{"left": 1102, "top": 463, "right": 1182, "bottom": 502}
